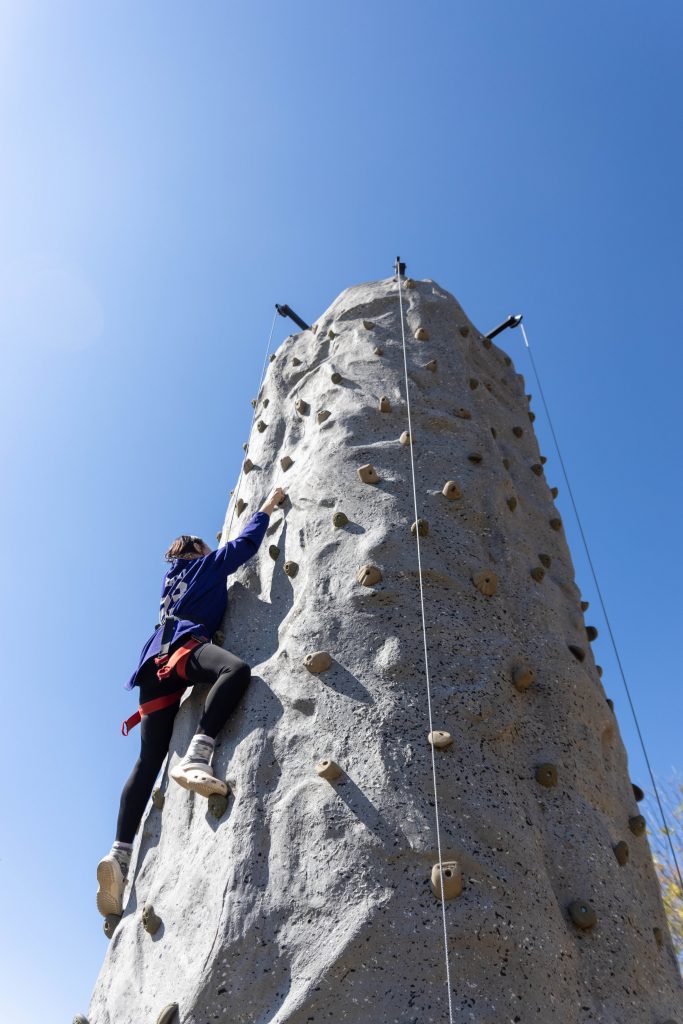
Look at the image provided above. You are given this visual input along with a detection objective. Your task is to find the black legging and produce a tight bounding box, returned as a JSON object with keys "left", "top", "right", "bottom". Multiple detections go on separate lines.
{"left": 116, "top": 643, "right": 251, "bottom": 843}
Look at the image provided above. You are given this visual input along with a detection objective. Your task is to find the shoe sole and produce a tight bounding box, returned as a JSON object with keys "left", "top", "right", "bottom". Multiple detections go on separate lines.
{"left": 96, "top": 859, "right": 123, "bottom": 918}
{"left": 170, "top": 765, "right": 228, "bottom": 798}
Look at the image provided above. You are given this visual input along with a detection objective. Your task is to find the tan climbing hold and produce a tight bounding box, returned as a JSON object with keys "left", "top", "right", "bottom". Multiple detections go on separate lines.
{"left": 568, "top": 900, "right": 597, "bottom": 930}
{"left": 425, "top": 359, "right": 437, "bottom": 372}
{"left": 613, "top": 840, "right": 630, "bottom": 866}
{"left": 512, "top": 666, "right": 535, "bottom": 692}
{"left": 328, "top": 328, "right": 336, "bottom": 339}
{"left": 411, "top": 519, "right": 429, "bottom": 537}
{"left": 459, "top": 325, "right": 469, "bottom": 337}
{"left": 442, "top": 480, "right": 462, "bottom": 500}
{"left": 256, "top": 420, "right": 267, "bottom": 432}
{"left": 596, "top": 664, "right": 603, "bottom": 677}
{"left": 295, "top": 398, "right": 310, "bottom": 416}
{"left": 632, "top": 782, "right": 645, "bottom": 802}
{"left": 269, "top": 545, "right": 280, "bottom": 561}
{"left": 292, "top": 356, "right": 302, "bottom": 366}
{"left": 473, "top": 570, "right": 498, "bottom": 596}
{"left": 586, "top": 625, "right": 598, "bottom": 641}
{"left": 540, "top": 455, "right": 547, "bottom": 464}
{"left": 404, "top": 278, "right": 416, "bottom": 288}
{"left": 431, "top": 861, "right": 462, "bottom": 901}
{"left": 304, "top": 651, "right": 332, "bottom": 674}
{"left": 315, "top": 759, "right": 342, "bottom": 781}
{"left": 530, "top": 566, "right": 545, "bottom": 582}
{"left": 399, "top": 430, "right": 413, "bottom": 445}
{"left": 215, "top": 530, "right": 223, "bottom": 542}
{"left": 504, "top": 354, "right": 512, "bottom": 366}
{"left": 242, "top": 442, "right": 248, "bottom": 451}
{"left": 512, "top": 426, "right": 524, "bottom": 437}
{"left": 379, "top": 395, "right": 391, "bottom": 413}
{"left": 317, "top": 409, "right": 331, "bottom": 423}
{"left": 280, "top": 455, "right": 294, "bottom": 471}
{"left": 467, "top": 452, "right": 483, "bottom": 464}
{"left": 414, "top": 327, "right": 429, "bottom": 341}
{"left": 454, "top": 407, "right": 471, "bottom": 419}
{"left": 358, "top": 463, "right": 380, "bottom": 484}
{"left": 529, "top": 411, "right": 536, "bottom": 422}
{"left": 243, "top": 458, "right": 254, "bottom": 474}
{"left": 332, "top": 511, "right": 349, "bottom": 528}
{"left": 549, "top": 517, "right": 562, "bottom": 531}
{"left": 142, "top": 904, "right": 162, "bottom": 936}
{"left": 653, "top": 926, "right": 664, "bottom": 948}
{"left": 550, "top": 486, "right": 559, "bottom": 498}
{"left": 531, "top": 463, "right": 543, "bottom": 476}
{"left": 357, "top": 564, "right": 382, "bottom": 587}
{"left": 535, "top": 763, "right": 558, "bottom": 788}
{"left": 629, "top": 814, "right": 646, "bottom": 836}
{"left": 568, "top": 644, "right": 585, "bottom": 662}
{"left": 151, "top": 788, "right": 165, "bottom": 811}
{"left": 468, "top": 377, "right": 479, "bottom": 389}
{"left": 331, "top": 371, "right": 342, "bottom": 384}
{"left": 374, "top": 346, "right": 384, "bottom": 356}
{"left": 284, "top": 560, "right": 299, "bottom": 578}
{"left": 482, "top": 336, "right": 492, "bottom": 349}
{"left": 428, "top": 730, "right": 452, "bottom": 749}
{"left": 507, "top": 496, "right": 517, "bottom": 512}
{"left": 250, "top": 398, "right": 257, "bottom": 408}
{"left": 269, "top": 353, "right": 276, "bottom": 362}
{"left": 539, "top": 553, "right": 551, "bottom": 568}
{"left": 156, "top": 1004, "right": 179, "bottom": 1024}
{"left": 606, "top": 697, "right": 614, "bottom": 712}
{"left": 362, "top": 319, "right": 375, "bottom": 330}
{"left": 236, "top": 498, "right": 247, "bottom": 516}
{"left": 580, "top": 600, "right": 589, "bottom": 611}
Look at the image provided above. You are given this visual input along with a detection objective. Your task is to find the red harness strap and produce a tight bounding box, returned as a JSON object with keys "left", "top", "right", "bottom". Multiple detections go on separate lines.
{"left": 121, "top": 636, "right": 209, "bottom": 736}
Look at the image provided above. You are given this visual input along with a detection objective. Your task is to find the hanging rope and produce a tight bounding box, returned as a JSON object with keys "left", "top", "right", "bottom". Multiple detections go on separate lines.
{"left": 519, "top": 323, "right": 683, "bottom": 895}
{"left": 224, "top": 308, "right": 279, "bottom": 542}
{"left": 396, "top": 278, "right": 456, "bottom": 1024}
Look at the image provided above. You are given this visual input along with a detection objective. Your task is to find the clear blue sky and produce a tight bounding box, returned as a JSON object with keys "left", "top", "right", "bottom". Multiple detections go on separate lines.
{"left": 1, "top": 2, "right": 681, "bottom": 1019}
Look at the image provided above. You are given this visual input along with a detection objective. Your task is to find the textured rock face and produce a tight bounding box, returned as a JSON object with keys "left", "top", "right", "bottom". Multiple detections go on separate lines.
{"left": 89, "top": 277, "right": 682, "bottom": 1023}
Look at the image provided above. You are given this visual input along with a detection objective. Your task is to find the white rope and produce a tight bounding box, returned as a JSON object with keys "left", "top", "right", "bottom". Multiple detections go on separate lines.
{"left": 396, "top": 278, "right": 455, "bottom": 1024}
{"left": 224, "top": 309, "right": 279, "bottom": 542}
{"left": 520, "top": 323, "right": 683, "bottom": 894}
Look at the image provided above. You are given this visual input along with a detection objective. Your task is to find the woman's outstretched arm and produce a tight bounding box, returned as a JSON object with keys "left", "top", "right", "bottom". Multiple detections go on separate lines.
{"left": 203, "top": 487, "right": 286, "bottom": 574}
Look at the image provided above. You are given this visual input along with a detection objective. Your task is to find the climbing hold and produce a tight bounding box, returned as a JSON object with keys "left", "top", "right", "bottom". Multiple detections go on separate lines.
{"left": 653, "top": 926, "right": 664, "bottom": 948}
{"left": 284, "top": 560, "right": 299, "bottom": 578}
{"left": 331, "top": 371, "right": 342, "bottom": 384}
{"left": 216, "top": 530, "right": 222, "bottom": 542}
{"left": 304, "top": 651, "right": 332, "bottom": 674}
{"left": 292, "top": 356, "right": 302, "bottom": 366}
{"left": 151, "top": 788, "right": 165, "bottom": 811}
{"left": 411, "top": 519, "right": 429, "bottom": 537}
{"left": 539, "top": 553, "right": 551, "bottom": 568}
{"left": 549, "top": 517, "right": 562, "bottom": 531}
{"left": 256, "top": 420, "right": 267, "bottom": 433}
{"left": 242, "top": 442, "right": 248, "bottom": 451}
{"left": 629, "top": 814, "right": 646, "bottom": 836}
{"left": 362, "top": 319, "right": 375, "bottom": 330}
{"left": 208, "top": 792, "right": 229, "bottom": 819}
{"left": 531, "top": 463, "right": 543, "bottom": 476}
{"left": 332, "top": 511, "right": 349, "bottom": 528}
{"left": 425, "top": 359, "right": 437, "bottom": 372}
{"left": 512, "top": 426, "right": 524, "bottom": 437}
{"left": 613, "top": 840, "right": 630, "bottom": 866}
{"left": 504, "top": 354, "right": 512, "bottom": 365}
{"left": 535, "top": 763, "right": 558, "bottom": 788}
{"left": 442, "top": 480, "right": 462, "bottom": 501}
{"left": 103, "top": 913, "right": 121, "bottom": 940}
{"left": 586, "top": 625, "right": 598, "bottom": 641}
{"left": 399, "top": 430, "right": 413, "bottom": 445}
{"left": 596, "top": 664, "right": 603, "bottom": 677}
{"left": 540, "top": 455, "right": 547, "bottom": 464}
{"left": 530, "top": 566, "right": 545, "bottom": 582}
{"left": 568, "top": 644, "right": 585, "bottom": 662}
{"left": 550, "top": 486, "right": 559, "bottom": 498}
{"left": 606, "top": 697, "right": 614, "bottom": 712}
{"left": 316, "top": 759, "right": 342, "bottom": 781}
{"left": 269, "top": 544, "right": 280, "bottom": 560}
{"left": 468, "top": 377, "right": 479, "bottom": 389}
{"left": 317, "top": 409, "right": 331, "bottom": 423}
{"left": 404, "top": 278, "right": 416, "bottom": 288}
{"left": 142, "top": 904, "right": 162, "bottom": 936}
{"left": 415, "top": 327, "right": 429, "bottom": 341}
{"left": 156, "top": 1004, "right": 179, "bottom": 1024}
{"left": 236, "top": 498, "right": 247, "bottom": 516}
{"left": 568, "top": 900, "right": 597, "bottom": 930}
{"left": 358, "top": 463, "right": 380, "bottom": 485}
{"left": 482, "top": 337, "right": 492, "bottom": 349}
{"left": 512, "top": 666, "right": 535, "bottom": 691}
{"left": 269, "top": 353, "right": 276, "bottom": 362}
{"left": 280, "top": 455, "right": 294, "bottom": 471}
{"left": 580, "top": 600, "right": 589, "bottom": 611}
{"left": 73, "top": 1016, "right": 89, "bottom": 1024}
{"left": 473, "top": 570, "right": 498, "bottom": 596}
{"left": 428, "top": 730, "right": 453, "bottom": 749}
{"left": 243, "top": 458, "right": 254, "bottom": 474}
{"left": 484, "top": 381, "right": 493, "bottom": 392}
{"left": 490, "top": 426, "right": 497, "bottom": 438}
{"left": 373, "top": 346, "right": 384, "bottom": 356}
{"left": 529, "top": 411, "right": 536, "bottom": 422}
{"left": 459, "top": 325, "right": 470, "bottom": 337}
{"left": 295, "top": 398, "right": 310, "bottom": 416}
{"left": 506, "top": 496, "right": 517, "bottom": 512}
{"left": 454, "top": 407, "right": 471, "bottom": 419}
{"left": 632, "top": 783, "right": 645, "bottom": 802}
{"left": 357, "top": 564, "right": 382, "bottom": 587}
{"left": 379, "top": 395, "right": 391, "bottom": 413}
{"left": 250, "top": 398, "right": 257, "bottom": 408}
{"left": 430, "top": 861, "right": 462, "bottom": 901}
{"left": 502, "top": 457, "right": 510, "bottom": 470}
{"left": 467, "top": 452, "right": 483, "bottom": 464}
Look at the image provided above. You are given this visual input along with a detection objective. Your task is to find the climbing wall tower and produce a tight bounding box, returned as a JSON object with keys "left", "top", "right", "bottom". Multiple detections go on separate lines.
{"left": 88, "top": 276, "right": 682, "bottom": 1024}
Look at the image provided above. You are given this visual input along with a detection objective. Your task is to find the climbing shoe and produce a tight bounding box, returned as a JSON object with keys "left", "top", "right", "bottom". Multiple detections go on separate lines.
{"left": 170, "top": 759, "right": 228, "bottom": 798}
{"left": 96, "top": 854, "right": 127, "bottom": 918}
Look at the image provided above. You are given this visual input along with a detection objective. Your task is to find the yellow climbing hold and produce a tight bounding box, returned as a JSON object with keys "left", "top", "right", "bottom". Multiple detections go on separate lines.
{"left": 357, "top": 463, "right": 380, "bottom": 484}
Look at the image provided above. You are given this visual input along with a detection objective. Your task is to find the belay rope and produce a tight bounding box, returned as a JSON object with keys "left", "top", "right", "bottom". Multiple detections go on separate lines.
{"left": 519, "top": 323, "right": 683, "bottom": 896}
{"left": 396, "top": 271, "right": 456, "bottom": 1024}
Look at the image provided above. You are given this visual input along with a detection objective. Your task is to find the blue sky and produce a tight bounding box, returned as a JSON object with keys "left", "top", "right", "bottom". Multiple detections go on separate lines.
{"left": 1, "top": 2, "right": 681, "bottom": 1019}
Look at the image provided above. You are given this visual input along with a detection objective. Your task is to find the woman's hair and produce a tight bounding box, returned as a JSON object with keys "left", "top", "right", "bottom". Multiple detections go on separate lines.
{"left": 164, "top": 535, "right": 206, "bottom": 562}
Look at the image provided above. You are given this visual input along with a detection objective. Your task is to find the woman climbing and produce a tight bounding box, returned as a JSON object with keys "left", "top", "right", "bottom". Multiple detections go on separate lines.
{"left": 96, "top": 485, "right": 286, "bottom": 920}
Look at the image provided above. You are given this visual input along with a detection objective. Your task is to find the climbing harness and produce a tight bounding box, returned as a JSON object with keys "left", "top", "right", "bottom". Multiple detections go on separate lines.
{"left": 515, "top": 320, "right": 683, "bottom": 896}
{"left": 121, "top": 635, "right": 208, "bottom": 736}
{"left": 394, "top": 256, "right": 456, "bottom": 1024}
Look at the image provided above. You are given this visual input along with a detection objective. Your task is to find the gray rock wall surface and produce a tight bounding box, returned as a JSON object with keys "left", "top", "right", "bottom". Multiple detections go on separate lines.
{"left": 88, "top": 276, "right": 682, "bottom": 1024}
